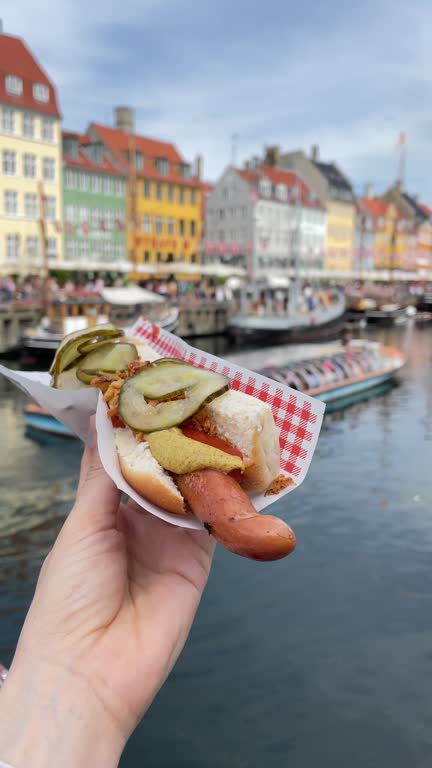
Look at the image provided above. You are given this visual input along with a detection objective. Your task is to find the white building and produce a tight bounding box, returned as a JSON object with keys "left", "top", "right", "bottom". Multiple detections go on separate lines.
{"left": 204, "top": 165, "right": 326, "bottom": 281}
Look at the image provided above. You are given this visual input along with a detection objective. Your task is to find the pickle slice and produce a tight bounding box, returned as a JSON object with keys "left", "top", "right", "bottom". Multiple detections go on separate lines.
{"left": 76, "top": 369, "right": 118, "bottom": 385}
{"left": 118, "top": 361, "right": 229, "bottom": 432}
{"left": 50, "top": 323, "right": 123, "bottom": 377}
{"left": 78, "top": 342, "right": 137, "bottom": 375}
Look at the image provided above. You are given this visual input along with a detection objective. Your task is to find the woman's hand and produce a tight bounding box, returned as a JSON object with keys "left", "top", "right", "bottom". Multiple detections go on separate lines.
{"left": 0, "top": 438, "right": 215, "bottom": 768}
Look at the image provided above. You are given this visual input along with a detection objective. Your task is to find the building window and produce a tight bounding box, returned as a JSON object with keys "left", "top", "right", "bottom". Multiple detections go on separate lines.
{"left": 143, "top": 250, "right": 150, "bottom": 263}
{"left": 103, "top": 177, "right": 113, "bottom": 195}
{"left": 42, "top": 117, "right": 54, "bottom": 142}
{"left": 4, "top": 191, "right": 18, "bottom": 216}
{"left": 3, "top": 151, "right": 16, "bottom": 176}
{"left": 33, "top": 83, "right": 49, "bottom": 103}
{"left": 43, "top": 157, "right": 55, "bottom": 181}
{"left": 65, "top": 205, "right": 75, "bottom": 222}
{"left": 105, "top": 210, "right": 113, "bottom": 231}
{"left": 143, "top": 179, "right": 151, "bottom": 198}
{"left": 167, "top": 217, "right": 174, "bottom": 235}
{"left": 79, "top": 173, "right": 89, "bottom": 192}
{"left": 80, "top": 240, "right": 90, "bottom": 259}
{"left": 66, "top": 240, "right": 75, "bottom": 259}
{"left": 259, "top": 179, "right": 271, "bottom": 198}
{"left": 156, "top": 183, "right": 163, "bottom": 201}
{"left": 23, "top": 112, "right": 34, "bottom": 138}
{"left": 190, "top": 253, "right": 197, "bottom": 263}
{"left": 143, "top": 215, "right": 152, "bottom": 233}
{"left": 2, "top": 107, "right": 14, "bottom": 133}
{"left": 179, "top": 187, "right": 185, "bottom": 204}
{"left": 65, "top": 169, "right": 74, "bottom": 188}
{"left": 90, "top": 175, "right": 98, "bottom": 193}
{"left": 6, "top": 234, "right": 20, "bottom": 261}
{"left": 25, "top": 193, "right": 38, "bottom": 219}
{"left": 155, "top": 216, "right": 163, "bottom": 234}
{"left": 179, "top": 219, "right": 185, "bottom": 235}
{"left": 26, "top": 236, "right": 40, "bottom": 261}
{"left": 167, "top": 185, "right": 174, "bottom": 202}
{"left": 156, "top": 158, "right": 168, "bottom": 175}
{"left": 190, "top": 220, "right": 196, "bottom": 237}
{"left": 180, "top": 164, "right": 191, "bottom": 180}
{"left": 190, "top": 189, "right": 196, "bottom": 205}
{"left": 45, "top": 238, "right": 57, "bottom": 258}
{"left": 44, "top": 196, "right": 56, "bottom": 220}
{"left": 114, "top": 179, "right": 123, "bottom": 196}
{"left": 5, "top": 75, "right": 23, "bottom": 96}
{"left": 135, "top": 152, "right": 144, "bottom": 171}
{"left": 156, "top": 252, "right": 162, "bottom": 263}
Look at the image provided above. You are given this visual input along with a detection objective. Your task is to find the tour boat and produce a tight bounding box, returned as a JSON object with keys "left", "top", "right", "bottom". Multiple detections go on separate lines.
{"left": 22, "top": 286, "right": 178, "bottom": 354}
{"left": 257, "top": 340, "right": 405, "bottom": 404}
{"left": 228, "top": 289, "right": 346, "bottom": 343}
{"left": 24, "top": 404, "right": 75, "bottom": 437}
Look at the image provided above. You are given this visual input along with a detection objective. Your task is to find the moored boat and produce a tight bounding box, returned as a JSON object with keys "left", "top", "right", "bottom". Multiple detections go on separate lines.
{"left": 228, "top": 289, "right": 346, "bottom": 344}
{"left": 257, "top": 340, "right": 405, "bottom": 405}
{"left": 24, "top": 404, "right": 75, "bottom": 437}
{"left": 22, "top": 286, "right": 178, "bottom": 354}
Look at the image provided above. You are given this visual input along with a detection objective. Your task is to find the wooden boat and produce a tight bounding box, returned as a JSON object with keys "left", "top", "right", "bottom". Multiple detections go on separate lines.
{"left": 24, "top": 404, "right": 74, "bottom": 437}
{"left": 22, "top": 286, "right": 178, "bottom": 353}
{"left": 257, "top": 340, "right": 405, "bottom": 405}
{"left": 228, "top": 289, "right": 346, "bottom": 344}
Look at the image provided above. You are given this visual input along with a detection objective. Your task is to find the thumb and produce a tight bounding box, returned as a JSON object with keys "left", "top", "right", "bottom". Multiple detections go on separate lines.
{"left": 67, "top": 440, "right": 121, "bottom": 537}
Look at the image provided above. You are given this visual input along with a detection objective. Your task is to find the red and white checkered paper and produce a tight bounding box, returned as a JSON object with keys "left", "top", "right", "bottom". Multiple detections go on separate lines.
{"left": 130, "top": 319, "right": 325, "bottom": 485}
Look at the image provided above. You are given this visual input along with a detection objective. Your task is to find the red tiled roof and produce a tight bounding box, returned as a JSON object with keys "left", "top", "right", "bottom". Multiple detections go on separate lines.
{"left": 236, "top": 165, "right": 324, "bottom": 209}
{"left": 90, "top": 123, "right": 200, "bottom": 186}
{"left": 420, "top": 202, "right": 432, "bottom": 217}
{"left": 200, "top": 181, "right": 214, "bottom": 194}
{"left": 360, "top": 198, "right": 390, "bottom": 219}
{"left": 62, "top": 131, "right": 124, "bottom": 176}
{"left": 0, "top": 34, "right": 60, "bottom": 117}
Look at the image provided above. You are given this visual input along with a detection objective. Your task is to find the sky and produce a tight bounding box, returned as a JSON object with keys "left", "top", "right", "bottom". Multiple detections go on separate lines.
{"left": 4, "top": 0, "right": 432, "bottom": 200}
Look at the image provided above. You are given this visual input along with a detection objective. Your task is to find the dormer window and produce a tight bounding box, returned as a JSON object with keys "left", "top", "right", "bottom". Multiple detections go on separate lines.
{"left": 276, "top": 184, "right": 287, "bottom": 201}
{"left": 135, "top": 151, "right": 144, "bottom": 171}
{"left": 259, "top": 179, "right": 271, "bottom": 198}
{"left": 156, "top": 158, "right": 168, "bottom": 176}
{"left": 33, "top": 83, "right": 49, "bottom": 103}
{"left": 180, "top": 163, "right": 191, "bottom": 180}
{"left": 5, "top": 75, "right": 23, "bottom": 96}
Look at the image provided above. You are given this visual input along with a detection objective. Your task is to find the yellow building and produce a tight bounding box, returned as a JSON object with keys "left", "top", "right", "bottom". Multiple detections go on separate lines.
{"left": 0, "top": 31, "right": 63, "bottom": 273}
{"left": 325, "top": 201, "right": 356, "bottom": 272}
{"left": 89, "top": 111, "right": 202, "bottom": 279}
{"left": 358, "top": 198, "right": 405, "bottom": 269}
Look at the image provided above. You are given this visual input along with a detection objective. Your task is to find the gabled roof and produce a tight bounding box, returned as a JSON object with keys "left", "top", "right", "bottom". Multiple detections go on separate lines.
{"left": 312, "top": 160, "right": 355, "bottom": 203}
{"left": 420, "top": 202, "right": 432, "bottom": 218}
{"left": 90, "top": 123, "right": 200, "bottom": 186}
{"left": 402, "top": 192, "right": 428, "bottom": 223}
{"left": 236, "top": 165, "right": 324, "bottom": 209}
{"left": 0, "top": 33, "right": 60, "bottom": 117}
{"left": 360, "top": 198, "right": 390, "bottom": 219}
{"left": 63, "top": 132, "right": 124, "bottom": 176}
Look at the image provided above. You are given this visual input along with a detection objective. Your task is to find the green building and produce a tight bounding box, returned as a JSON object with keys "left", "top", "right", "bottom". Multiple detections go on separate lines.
{"left": 62, "top": 131, "right": 127, "bottom": 268}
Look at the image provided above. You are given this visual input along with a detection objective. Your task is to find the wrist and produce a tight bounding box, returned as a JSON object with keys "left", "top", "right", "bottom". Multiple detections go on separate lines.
{"left": 0, "top": 657, "right": 126, "bottom": 768}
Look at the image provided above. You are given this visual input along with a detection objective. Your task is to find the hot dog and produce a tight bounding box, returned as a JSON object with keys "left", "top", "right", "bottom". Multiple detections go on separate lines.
{"left": 95, "top": 342, "right": 296, "bottom": 562}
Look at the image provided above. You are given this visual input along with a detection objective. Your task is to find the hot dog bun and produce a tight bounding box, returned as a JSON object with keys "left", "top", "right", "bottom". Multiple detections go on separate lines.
{"left": 204, "top": 390, "right": 280, "bottom": 493}
{"left": 114, "top": 427, "right": 185, "bottom": 515}
{"left": 113, "top": 388, "right": 280, "bottom": 510}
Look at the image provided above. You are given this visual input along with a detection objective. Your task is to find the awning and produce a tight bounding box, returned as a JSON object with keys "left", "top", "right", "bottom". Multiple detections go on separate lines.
{"left": 101, "top": 286, "right": 164, "bottom": 305}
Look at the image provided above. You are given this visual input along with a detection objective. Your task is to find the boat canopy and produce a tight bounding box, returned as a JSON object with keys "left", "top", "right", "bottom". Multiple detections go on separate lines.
{"left": 101, "top": 286, "right": 164, "bottom": 305}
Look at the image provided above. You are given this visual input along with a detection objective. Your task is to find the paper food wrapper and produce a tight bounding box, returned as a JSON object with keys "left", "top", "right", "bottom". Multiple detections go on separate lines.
{"left": 0, "top": 320, "right": 325, "bottom": 530}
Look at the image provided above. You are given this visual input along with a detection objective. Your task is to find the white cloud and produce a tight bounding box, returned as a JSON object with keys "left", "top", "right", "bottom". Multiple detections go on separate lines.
{"left": 3, "top": 0, "right": 432, "bottom": 198}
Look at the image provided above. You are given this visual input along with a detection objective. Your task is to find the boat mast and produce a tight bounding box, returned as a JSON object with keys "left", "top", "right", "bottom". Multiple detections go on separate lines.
{"left": 38, "top": 181, "right": 50, "bottom": 313}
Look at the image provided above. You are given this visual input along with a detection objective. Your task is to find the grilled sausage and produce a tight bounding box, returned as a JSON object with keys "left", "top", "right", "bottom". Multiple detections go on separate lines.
{"left": 176, "top": 469, "right": 296, "bottom": 561}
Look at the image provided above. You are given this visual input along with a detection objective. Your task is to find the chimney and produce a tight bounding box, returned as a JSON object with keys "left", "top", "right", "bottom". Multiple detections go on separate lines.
{"left": 364, "top": 183, "right": 373, "bottom": 199}
{"left": 311, "top": 144, "right": 320, "bottom": 162}
{"left": 264, "top": 145, "right": 280, "bottom": 167}
{"left": 194, "top": 154, "right": 203, "bottom": 180}
{"left": 114, "top": 106, "right": 135, "bottom": 134}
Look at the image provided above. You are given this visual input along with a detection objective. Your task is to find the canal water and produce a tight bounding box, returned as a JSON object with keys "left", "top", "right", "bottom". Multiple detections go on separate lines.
{"left": 1, "top": 324, "right": 432, "bottom": 767}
